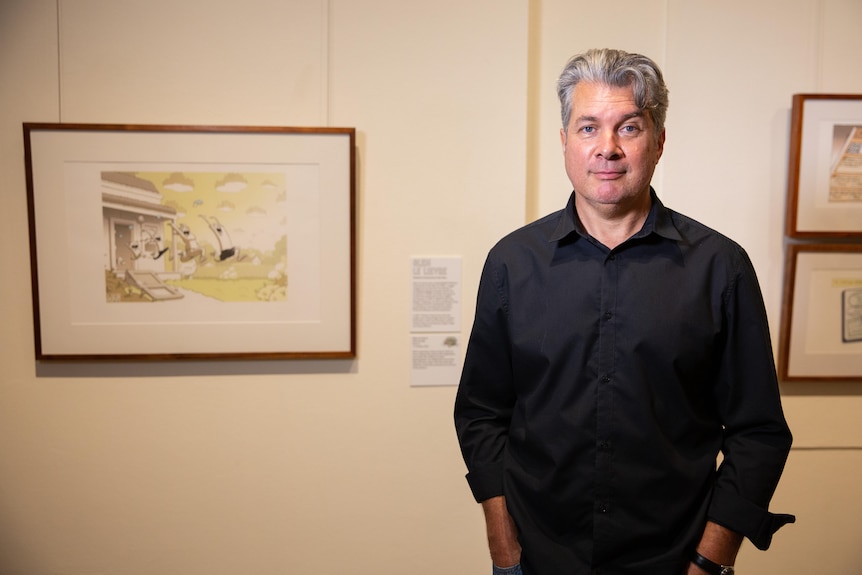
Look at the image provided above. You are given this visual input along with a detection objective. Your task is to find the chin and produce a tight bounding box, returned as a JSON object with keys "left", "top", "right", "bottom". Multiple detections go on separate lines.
{"left": 581, "top": 188, "right": 647, "bottom": 209}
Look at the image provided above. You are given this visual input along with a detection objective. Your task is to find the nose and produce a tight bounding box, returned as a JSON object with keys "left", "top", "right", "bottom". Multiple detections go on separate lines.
{"left": 597, "top": 132, "right": 622, "bottom": 160}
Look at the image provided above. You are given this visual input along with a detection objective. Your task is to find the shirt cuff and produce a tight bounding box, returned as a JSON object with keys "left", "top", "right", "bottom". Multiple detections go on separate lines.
{"left": 465, "top": 462, "right": 505, "bottom": 503}
{"left": 707, "top": 486, "right": 796, "bottom": 550}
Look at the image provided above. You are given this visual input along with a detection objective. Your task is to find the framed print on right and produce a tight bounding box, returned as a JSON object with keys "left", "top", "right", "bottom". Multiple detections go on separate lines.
{"left": 779, "top": 243, "right": 862, "bottom": 381}
{"left": 786, "top": 94, "right": 862, "bottom": 238}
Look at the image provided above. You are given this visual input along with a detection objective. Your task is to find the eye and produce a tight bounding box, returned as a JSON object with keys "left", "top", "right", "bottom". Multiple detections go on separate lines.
{"left": 580, "top": 125, "right": 596, "bottom": 134}
{"left": 620, "top": 124, "right": 639, "bottom": 134}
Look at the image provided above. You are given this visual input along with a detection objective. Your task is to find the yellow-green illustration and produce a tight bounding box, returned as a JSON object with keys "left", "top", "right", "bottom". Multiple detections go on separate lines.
{"left": 102, "top": 171, "right": 288, "bottom": 303}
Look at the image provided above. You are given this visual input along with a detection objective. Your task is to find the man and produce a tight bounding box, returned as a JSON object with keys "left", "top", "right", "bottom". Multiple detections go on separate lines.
{"left": 454, "top": 49, "right": 793, "bottom": 575}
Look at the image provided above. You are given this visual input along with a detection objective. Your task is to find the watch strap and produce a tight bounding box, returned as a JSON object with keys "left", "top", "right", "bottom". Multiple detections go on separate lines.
{"left": 691, "top": 551, "right": 734, "bottom": 575}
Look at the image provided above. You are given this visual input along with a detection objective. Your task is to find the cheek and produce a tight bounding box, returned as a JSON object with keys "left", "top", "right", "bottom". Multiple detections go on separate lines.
{"left": 564, "top": 146, "right": 589, "bottom": 168}
{"left": 630, "top": 144, "right": 660, "bottom": 169}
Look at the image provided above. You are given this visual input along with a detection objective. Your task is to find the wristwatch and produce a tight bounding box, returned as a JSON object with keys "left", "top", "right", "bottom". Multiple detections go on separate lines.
{"left": 691, "top": 551, "right": 735, "bottom": 575}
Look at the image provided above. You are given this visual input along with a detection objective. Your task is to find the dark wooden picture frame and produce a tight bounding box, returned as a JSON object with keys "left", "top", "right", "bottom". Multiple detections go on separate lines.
{"left": 786, "top": 94, "right": 862, "bottom": 238}
{"left": 24, "top": 123, "right": 356, "bottom": 361}
{"left": 779, "top": 243, "right": 862, "bottom": 381}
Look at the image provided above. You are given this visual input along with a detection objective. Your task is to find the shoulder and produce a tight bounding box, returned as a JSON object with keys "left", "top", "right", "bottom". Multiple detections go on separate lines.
{"left": 664, "top": 208, "right": 757, "bottom": 281}
{"left": 488, "top": 209, "right": 565, "bottom": 260}
{"left": 474, "top": 209, "right": 567, "bottom": 295}
{"left": 667, "top": 209, "right": 747, "bottom": 256}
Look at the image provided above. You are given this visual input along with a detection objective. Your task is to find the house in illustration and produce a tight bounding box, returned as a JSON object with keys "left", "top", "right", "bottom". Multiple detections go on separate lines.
{"left": 101, "top": 172, "right": 183, "bottom": 300}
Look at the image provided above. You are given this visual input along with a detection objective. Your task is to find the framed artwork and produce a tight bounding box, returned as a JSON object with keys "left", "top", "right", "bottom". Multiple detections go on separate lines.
{"left": 778, "top": 243, "right": 862, "bottom": 381}
{"left": 786, "top": 94, "right": 862, "bottom": 237}
{"left": 23, "top": 123, "right": 356, "bottom": 360}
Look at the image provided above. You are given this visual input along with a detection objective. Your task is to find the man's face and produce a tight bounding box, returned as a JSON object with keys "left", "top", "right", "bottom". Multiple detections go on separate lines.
{"left": 560, "top": 81, "right": 665, "bottom": 210}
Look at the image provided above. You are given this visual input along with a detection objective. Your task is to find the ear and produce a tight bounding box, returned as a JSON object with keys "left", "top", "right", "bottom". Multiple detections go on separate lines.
{"left": 656, "top": 129, "right": 666, "bottom": 162}
{"left": 560, "top": 127, "right": 567, "bottom": 153}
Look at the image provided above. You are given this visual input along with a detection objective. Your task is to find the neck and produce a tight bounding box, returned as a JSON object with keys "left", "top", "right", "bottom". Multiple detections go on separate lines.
{"left": 574, "top": 192, "right": 651, "bottom": 250}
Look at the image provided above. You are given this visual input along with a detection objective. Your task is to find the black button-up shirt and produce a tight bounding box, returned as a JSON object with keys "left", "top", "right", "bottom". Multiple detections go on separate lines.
{"left": 455, "top": 190, "right": 793, "bottom": 575}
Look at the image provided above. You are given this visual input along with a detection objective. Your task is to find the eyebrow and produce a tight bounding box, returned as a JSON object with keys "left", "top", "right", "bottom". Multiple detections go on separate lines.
{"left": 574, "top": 111, "right": 645, "bottom": 124}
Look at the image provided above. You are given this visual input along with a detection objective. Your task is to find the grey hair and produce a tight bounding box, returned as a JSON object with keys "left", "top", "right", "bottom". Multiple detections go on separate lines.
{"left": 557, "top": 48, "right": 669, "bottom": 137}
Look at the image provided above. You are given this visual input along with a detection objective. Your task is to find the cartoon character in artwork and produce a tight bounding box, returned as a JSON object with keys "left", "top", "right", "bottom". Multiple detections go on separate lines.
{"left": 142, "top": 229, "right": 170, "bottom": 260}
{"left": 199, "top": 215, "right": 242, "bottom": 262}
{"left": 126, "top": 237, "right": 145, "bottom": 260}
{"left": 168, "top": 221, "right": 205, "bottom": 263}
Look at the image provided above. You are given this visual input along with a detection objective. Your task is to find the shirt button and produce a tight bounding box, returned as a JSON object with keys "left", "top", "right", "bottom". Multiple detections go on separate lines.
{"left": 598, "top": 440, "right": 611, "bottom": 450}
{"left": 601, "top": 375, "right": 610, "bottom": 384}
{"left": 597, "top": 502, "right": 610, "bottom": 513}
{"left": 603, "top": 311, "right": 612, "bottom": 320}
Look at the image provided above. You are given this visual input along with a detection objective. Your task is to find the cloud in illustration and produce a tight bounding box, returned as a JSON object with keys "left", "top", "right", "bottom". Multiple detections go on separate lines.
{"left": 215, "top": 173, "right": 248, "bottom": 193}
{"left": 216, "top": 200, "right": 235, "bottom": 212}
{"left": 163, "top": 172, "right": 195, "bottom": 192}
{"left": 246, "top": 206, "right": 267, "bottom": 216}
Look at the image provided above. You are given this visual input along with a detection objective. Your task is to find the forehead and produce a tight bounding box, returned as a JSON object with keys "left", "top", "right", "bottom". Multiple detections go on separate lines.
{"left": 570, "top": 82, "right": 642, "bottom": 120}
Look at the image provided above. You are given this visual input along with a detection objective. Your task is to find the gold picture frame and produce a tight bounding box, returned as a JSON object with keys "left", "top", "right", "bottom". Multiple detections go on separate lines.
{"left": 786, "top": 94, "right": 862, "bottom": 238}
{"left": 779, "top": 243, "right": 862, "bottom": 381}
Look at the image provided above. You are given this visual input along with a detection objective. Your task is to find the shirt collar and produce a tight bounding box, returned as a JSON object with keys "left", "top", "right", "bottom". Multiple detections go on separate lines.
{"left": 549, "top": 188, "right": 683, "bottom": 244}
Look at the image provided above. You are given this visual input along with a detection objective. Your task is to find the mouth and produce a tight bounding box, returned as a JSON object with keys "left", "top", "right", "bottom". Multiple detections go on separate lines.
{"left": 591, "top": 170, "right": 625, "bottom": 180}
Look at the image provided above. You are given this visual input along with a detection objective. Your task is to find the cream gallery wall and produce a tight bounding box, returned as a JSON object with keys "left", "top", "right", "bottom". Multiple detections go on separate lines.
{"left": 1, "top": 1, "right": 862, "bottom": 574}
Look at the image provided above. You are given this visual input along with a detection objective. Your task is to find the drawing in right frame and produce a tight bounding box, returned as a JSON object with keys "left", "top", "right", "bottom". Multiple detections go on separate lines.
{"left": 779, "top": 243, "right": 862, "bottom": 381}
{"left": 786, "top": 94, "right": 862, "bottom": 238}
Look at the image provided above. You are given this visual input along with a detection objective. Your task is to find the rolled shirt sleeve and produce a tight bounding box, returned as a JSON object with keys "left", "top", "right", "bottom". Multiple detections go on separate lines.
{"left": 707, "top": 246, "right": 794, "bottom": 549}
{"left": 455, "top": 252, "right": 515, "bottom": 503}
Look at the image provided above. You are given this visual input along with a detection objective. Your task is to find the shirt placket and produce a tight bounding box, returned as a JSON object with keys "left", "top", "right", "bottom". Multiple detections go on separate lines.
{"left": 593, "top": 250, "right": 618, "bottom": 566}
